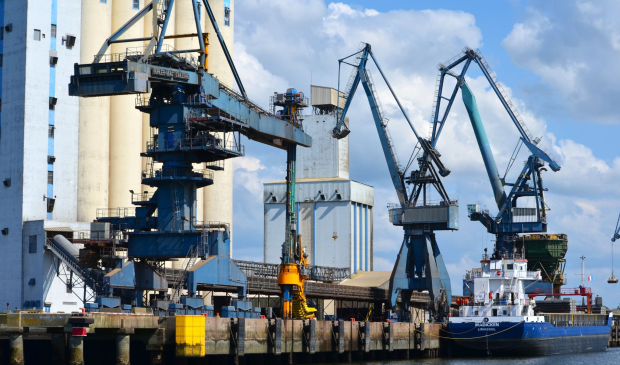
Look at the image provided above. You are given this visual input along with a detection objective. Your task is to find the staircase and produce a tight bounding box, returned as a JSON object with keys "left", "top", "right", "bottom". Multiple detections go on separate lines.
{"left": 170, "top": 245, "right": 201, "bottom": 303}
{"left": 45, "top": 239, "right": 100, "bottom": 303}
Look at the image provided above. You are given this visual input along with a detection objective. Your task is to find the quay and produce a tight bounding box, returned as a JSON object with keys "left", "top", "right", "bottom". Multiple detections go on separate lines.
{"left": 0, "top": 312, "right": 443, "bottom": 365}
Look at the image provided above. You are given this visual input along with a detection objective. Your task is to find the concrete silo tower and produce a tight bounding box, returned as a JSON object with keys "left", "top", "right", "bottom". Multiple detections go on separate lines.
{"left": 108, "top": 0, "right": 145, "bottom": 209}
{"left": 77, "top": 0, "right": 112, "bottom": 222}
{"left": 203, "top": 0, "right": 235, "bottom": 252}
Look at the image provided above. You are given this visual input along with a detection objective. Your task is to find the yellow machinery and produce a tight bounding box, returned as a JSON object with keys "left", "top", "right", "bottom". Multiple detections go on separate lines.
{"left": 278, "top": 236, "right": 317, "bottom": 319}
{"left": 272, "top": 89, "right": 316, "bottom": 319}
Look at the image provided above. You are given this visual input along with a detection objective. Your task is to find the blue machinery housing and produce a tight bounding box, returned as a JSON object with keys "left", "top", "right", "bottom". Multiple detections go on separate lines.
{"left": 67, "top": 0, "right": 311, "bottom": 311}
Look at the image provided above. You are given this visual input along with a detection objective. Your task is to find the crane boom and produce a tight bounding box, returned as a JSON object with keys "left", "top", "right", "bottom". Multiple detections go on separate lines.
{"left": 431, "top": 47, "right": 561, "bottom": 259}
{"left": 331, "top": 43, "right": 457, "bottom": 322}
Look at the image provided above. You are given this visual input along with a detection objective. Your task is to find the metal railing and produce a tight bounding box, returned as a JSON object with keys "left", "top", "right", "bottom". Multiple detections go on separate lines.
{"left": 45, "top": 239, "right": 100, "bottom": 303}
{"left": 142, "top": 168, "right": 214, "bottom": 181}
{"left": 131, "top": 192, "right": 153, "bottom": 203}
{"left": 95, "top": 44, "right": 199, "bottom": 68}
{"left": 233, "top": 260, "right": 351, "bottom": 283}
{"left": 146, "top": 135, "right": 244, "bottom": 156}
{"left": 96, "top": 207, "right": 137, "bottom": 219}
{"left": 544, "top": 313, "right": 608, "bottom": 327}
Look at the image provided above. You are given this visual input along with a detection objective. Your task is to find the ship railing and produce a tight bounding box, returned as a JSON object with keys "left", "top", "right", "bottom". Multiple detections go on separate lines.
{"left": 544, "top": 313, "right": 608, "bottom": 327}
{"left": 464, "top": 271, "right": 488, "bottom": 279}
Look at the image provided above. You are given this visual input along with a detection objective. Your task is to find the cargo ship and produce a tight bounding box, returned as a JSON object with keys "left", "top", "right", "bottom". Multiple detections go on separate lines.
{"left": 449, "top": 254, "right": 612, "bottom": 356}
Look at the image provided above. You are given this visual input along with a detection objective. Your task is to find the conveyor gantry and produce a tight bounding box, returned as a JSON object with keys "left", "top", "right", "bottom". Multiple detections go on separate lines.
{"left": 69, "top": 59, "right": 310, "bottom": 150}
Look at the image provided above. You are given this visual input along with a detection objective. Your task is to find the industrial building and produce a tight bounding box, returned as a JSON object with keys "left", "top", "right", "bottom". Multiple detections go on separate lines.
{"left": 0, "top": 0, "right": 235, "bottom": 313}
{"left": 263, "top": 86, "right": 375, "bottom": 273}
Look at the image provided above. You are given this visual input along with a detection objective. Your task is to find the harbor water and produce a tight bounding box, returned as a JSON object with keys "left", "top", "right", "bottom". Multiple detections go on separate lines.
{"left": 329, "top": 347, "right": 620, "bottom": 365}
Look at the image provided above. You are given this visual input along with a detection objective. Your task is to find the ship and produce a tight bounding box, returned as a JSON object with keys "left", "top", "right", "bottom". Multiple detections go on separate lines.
{"left": 449, "top": 254, "right": 612, "bottom": 356}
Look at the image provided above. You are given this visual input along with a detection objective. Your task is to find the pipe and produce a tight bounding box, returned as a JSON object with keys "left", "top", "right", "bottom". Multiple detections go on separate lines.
{"left": 52, "top": 235, "right": 79, "bottom": 264}
{"left": 461, "top": 82, "right": 507, "bottom": 209}
{"left": 313, "top": 201, "right": 317, "bottom": 266}
{"left": 353, "top": 203, "right": 357, "bottom": 273}
{"left": 365, "top": 204, "right": 369, "bottom": 271}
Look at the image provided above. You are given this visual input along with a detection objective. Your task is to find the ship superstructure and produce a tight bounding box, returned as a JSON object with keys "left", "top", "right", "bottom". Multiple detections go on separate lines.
{"left": 450, "top": 252, "right": 612, "bottom": 356}
{"left": 455, "top": 252, "right": 543, "bottom": 321}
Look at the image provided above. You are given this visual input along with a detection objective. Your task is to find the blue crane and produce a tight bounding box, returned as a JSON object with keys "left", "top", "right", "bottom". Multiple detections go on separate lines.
{"left": 66, "top": 0, "right": 311, "bottom": 311}
{"left": 609, "top": 214, "right": 619, "bottom": 283}
{"left": 430, "top": 47, "right": 561, "bottom": 260}
{"left": 332, "top": 43, "right": 458, "bottom": 321}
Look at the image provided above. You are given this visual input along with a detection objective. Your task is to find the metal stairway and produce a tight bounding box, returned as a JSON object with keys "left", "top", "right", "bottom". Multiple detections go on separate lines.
{"left": 45, "top": 239, "right": 100, "bottom": 303}
{"left": 170, "top": 245, "right": 201, "bottom": 303}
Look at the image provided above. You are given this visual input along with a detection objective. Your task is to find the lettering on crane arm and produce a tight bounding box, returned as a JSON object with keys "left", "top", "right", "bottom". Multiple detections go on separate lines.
{"left": 151, "top": 68, "right": 190, "bottom": 81}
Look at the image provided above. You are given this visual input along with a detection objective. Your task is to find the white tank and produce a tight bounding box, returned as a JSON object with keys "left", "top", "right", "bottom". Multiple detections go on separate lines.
{"left": 77, "top": 0, "right": 112, "bottom": 222}
{"left": 109, "top": 1, "right": 145, "bottom": 210}
{"left": 203, "top": 0, "right": 234, "bottom": 254}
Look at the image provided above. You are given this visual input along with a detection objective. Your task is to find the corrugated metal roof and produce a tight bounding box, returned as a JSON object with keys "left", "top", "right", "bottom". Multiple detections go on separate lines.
{"left": 340, "top": 271, "right": 391, "bottom": 289}
{"left": 43, "top": 227, "right": 74, "bottom": 232}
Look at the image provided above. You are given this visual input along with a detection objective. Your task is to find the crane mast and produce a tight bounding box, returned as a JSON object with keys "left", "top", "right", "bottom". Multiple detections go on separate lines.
{"left": 332, "top": 43, "right": 458, "bottom": 322}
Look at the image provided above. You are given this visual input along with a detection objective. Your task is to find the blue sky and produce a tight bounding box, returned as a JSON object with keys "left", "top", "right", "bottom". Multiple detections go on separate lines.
{"left": 230, "top": 0, "right": 620, "bottom": 309}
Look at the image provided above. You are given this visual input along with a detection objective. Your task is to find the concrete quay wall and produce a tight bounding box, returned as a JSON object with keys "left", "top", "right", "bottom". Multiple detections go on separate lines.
{"left": 0, "top": 312, "right": 442, "bottom": 365}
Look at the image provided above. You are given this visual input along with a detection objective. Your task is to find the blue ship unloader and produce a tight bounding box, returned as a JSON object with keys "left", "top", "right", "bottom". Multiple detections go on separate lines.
{"left": 449, "top": 256, "right": 611, "bottom": 356}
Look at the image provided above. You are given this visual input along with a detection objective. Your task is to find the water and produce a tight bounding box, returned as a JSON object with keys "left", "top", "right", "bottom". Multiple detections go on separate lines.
{"left": 341, "top": 347, "right": 620, "bottom": 365}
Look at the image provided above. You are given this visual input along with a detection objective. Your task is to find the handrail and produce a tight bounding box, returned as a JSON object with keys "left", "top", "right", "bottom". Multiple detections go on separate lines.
{"left": 45, "top": 239, "right": 100, "bottom": 291}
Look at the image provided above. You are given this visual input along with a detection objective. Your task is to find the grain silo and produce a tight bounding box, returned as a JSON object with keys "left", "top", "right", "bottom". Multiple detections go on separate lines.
{"left": 77, "top": 0, "right": 112, "bottom": 222}
{"left": 108, "top": 0, "right": 144, "bottom": 210}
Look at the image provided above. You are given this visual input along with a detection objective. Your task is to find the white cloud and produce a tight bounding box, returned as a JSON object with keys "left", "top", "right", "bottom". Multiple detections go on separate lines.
{"left": 230, "top": 1, "right": 620, "bottom": 306}
{"left": 502, "top": 0, "right": 620, "bottom": 123}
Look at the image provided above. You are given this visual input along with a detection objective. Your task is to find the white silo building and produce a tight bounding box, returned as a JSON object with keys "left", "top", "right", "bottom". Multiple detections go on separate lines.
{"left": 263, "top": 86, "right": 375, "bottom": 274}
{"left": 0, "top": 0, "right": 237, "bottom": 312}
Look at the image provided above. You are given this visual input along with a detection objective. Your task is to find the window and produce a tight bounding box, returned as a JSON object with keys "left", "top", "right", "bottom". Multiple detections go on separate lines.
{"left": 47, "top": 171, "right": 53, "bottom": 185}
{"left": 48, "top": 126, "right": 55, "bottom": 138}
{"left": 132, "top": 0, "right": 140, "bottom": 10}
{"left": 224, "top": 7, "right": 231, "bottom": 26}
{"left": 100, "top": 0, "right": 107, "bottom": 3}
{"left": 0, "top": 54, "right": 3, "bottom": 67}
{"left": 29, "top": 235, "right": 37, "bottom": 253}
{"left": 0, "top": 28, "right": 3, "bottom": 40}
{"left": 34, "top": 29, "right": 41, "bottom": 41}
{"left": 51, "top": 24, "right": 56, "bottom": 38}
{"left": 507, "top": 264, "right": 513, "bottom": 270}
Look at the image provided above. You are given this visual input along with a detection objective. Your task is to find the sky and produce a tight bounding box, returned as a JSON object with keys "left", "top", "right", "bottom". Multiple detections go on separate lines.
{"left": 228, "top": 0, "right": 620, "bottom": 308}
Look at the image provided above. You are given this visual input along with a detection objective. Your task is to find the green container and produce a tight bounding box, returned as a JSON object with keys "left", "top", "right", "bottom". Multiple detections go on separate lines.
{"left": 521, "top": 234, "right": 568, "bottom": 288}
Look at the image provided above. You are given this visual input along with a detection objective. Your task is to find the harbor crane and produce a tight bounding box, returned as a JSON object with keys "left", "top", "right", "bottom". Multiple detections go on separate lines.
{"left": 332, "top": 43, "right": 458, "bottom": 321}
{"left": 431, "top": 47, "right": 561, "bottom": 260}
{"left": 66, "top": 0, "right": 312, "bottom": 312}
{"left": 609, "top": 214, "right": 619, "bottom": 283}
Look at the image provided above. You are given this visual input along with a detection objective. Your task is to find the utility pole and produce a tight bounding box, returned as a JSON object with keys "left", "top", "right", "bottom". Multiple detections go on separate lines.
{"left": 580, "top": 256, "right": 586, "bottom": 305}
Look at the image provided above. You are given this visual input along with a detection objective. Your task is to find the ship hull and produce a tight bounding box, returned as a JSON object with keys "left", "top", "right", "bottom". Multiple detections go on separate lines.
{"left": 449, "top": 320, "right": 611, "bottom": 356}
